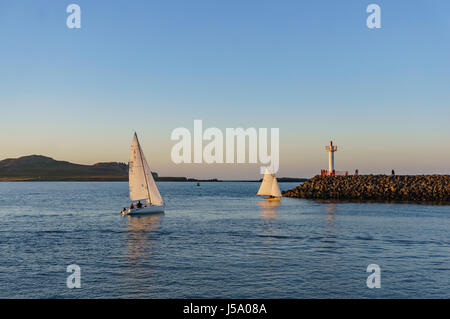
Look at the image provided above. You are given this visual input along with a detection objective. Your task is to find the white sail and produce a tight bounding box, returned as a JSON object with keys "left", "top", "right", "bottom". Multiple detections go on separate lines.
{"left": 129, "top": 133, "right": 164, "bottom": 205}
{"left": 141, "top": 151, "right": 164, "bottom": 205}
{"left": 129, "top": 134, "right": 148, "bottom": 201}
{"left": 270, "top": 176, "right": 282, "bottom": 197}
{"left": 257, "top": 168, "right": 277, "bottom": 196}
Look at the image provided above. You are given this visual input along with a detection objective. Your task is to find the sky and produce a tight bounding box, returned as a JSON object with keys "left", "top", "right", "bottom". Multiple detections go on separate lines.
{"left": 0, "top": 0, "right": 449, "bottom": 179}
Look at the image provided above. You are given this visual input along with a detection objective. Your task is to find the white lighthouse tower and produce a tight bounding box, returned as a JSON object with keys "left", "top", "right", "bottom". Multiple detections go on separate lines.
{"left": 325, "top": 140, "right": 338, "bottom": 176}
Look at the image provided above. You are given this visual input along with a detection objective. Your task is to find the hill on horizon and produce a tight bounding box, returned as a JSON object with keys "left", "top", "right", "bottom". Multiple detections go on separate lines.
{"left": 0, "top": 155, "right": 129, "bottom": 181}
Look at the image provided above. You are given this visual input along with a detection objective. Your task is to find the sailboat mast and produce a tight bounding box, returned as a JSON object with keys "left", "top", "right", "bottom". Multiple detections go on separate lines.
{"left": 136, "top": 135, "right": 152, "bottom": 205}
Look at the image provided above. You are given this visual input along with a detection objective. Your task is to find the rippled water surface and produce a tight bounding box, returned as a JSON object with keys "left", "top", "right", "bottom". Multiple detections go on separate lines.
{"left": 0, "top": 182, "right": 449, "bottom": 298}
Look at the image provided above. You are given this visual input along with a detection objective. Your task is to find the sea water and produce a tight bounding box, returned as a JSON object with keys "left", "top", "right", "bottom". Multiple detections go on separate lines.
{"left": 0, "top": 182, "right": 448, "bottom": 298}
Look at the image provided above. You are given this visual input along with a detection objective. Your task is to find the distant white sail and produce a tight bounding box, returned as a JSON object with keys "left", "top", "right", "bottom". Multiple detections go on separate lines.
{"left": 257, "top": 168, "right": 281, "bottom": 197}
{"left": 129, "top": 133, "right": 164, "bottom": 205}
{"left": 270, "top": 176, "right": 281, "bottom": 197}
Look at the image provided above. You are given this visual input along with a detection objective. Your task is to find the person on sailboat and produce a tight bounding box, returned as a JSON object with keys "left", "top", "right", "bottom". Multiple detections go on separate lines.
{"left": 130, "top": 203, "right": 135, "bottom": 210}
{"left": 136, "top": 201, "right": 142, "bottom": 208}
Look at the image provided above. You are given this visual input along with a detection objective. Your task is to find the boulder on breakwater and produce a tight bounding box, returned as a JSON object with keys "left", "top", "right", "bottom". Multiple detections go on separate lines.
{"left": 282, "top": 175, "right": 450, "bottom": 202}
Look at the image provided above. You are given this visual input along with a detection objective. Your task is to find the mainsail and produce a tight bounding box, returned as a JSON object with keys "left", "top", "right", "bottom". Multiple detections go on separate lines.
{"left": 129, "top": 133, "right": 164, "bottom": 206}
{"left": 257, "top": 168, "right": 281, "bottom": 197}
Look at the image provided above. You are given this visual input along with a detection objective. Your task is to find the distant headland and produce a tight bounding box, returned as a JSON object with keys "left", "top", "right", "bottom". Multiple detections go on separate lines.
{"left": 0, "top": 155, "right": 305, "bottom": 182}
{"left": 0, "top": 155, "right": 129, "bottom": 181}
{"left": 283, "top": 175, "right": 450, "bottom": 203}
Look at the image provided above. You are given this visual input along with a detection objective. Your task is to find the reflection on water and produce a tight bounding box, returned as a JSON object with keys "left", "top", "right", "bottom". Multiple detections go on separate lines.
{"left": 325, "top": 203, "right": 336, "bottom": 220}
{"left": 258, "top": 200, "right": 281, "bottom": 220}
{"left": 258, "top": 200, "right": 281, "bottom": 245}
{"left": 122, "top": 214, "right": 164, "bottom": 296}
{"left": 126, "top": 213, "right": 163, "bottom": 263}
{"left": 321, "top": 203, "right": 338, "bottom": 252}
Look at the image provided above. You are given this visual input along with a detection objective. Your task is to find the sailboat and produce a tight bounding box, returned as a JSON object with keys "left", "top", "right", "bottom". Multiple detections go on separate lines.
{"left": 257, "top": 168, "right": 282, "bottom": 201}
{"left": 124, "top": 133, "right": 165, "bottom": 216}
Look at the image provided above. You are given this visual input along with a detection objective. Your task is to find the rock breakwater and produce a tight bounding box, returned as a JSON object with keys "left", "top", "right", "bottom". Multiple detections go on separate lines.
{"left": 282, "top": 175, "right": 450, "bottom": 202}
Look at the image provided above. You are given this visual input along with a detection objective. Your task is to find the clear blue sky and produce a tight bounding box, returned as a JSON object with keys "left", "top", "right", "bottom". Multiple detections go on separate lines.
{"left": 0, "top": 0, "right": 449, "bottom": 178}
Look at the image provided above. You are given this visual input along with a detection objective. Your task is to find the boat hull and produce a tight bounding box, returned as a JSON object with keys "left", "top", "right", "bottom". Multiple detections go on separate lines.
{"left": 125, "top": 205, "right": 165, "bottom": 216}
{"left": 264, "top": 197, "right": 281, "bottom": 201}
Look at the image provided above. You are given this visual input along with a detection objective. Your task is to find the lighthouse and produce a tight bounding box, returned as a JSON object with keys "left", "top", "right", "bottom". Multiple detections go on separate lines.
{"left": 325, "top": 140, "right": 338, "bottom": 175}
